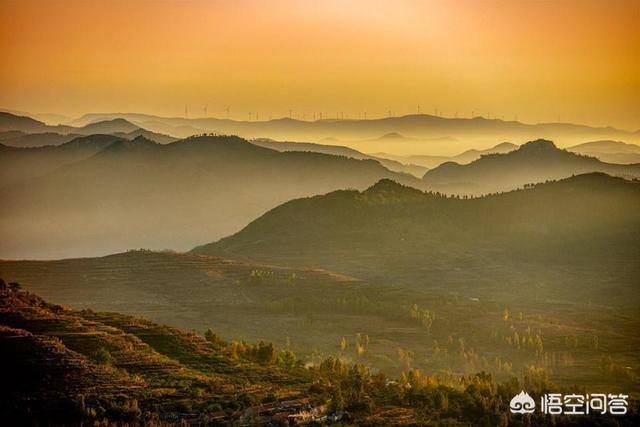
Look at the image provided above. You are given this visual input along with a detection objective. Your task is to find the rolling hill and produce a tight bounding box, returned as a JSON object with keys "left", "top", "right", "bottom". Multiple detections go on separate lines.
{"left": 5, "top": 284, "right": 635, "bottom": 425}
{"left": 251, "top": 138, "right": 428, "bottom": 177}
{"left": 0, "top": 284, "right": 320, "bottom": 425}
{"left": 422, "top": 139, "right": 640, "bottom": 195}
{"left": 194, "top": 173, "right": 640, "bottom": 305}
{"left": 0, "top": 112, "right": 177, "bottom": 144}
{"left": 567, "top": 140, "right": 640, "bottom": 164}
{"left": 375, "top": 142, "right": 518, "bottom": 169}
{"left": 0, "top": 134, "right": 425, "bottom": 259}
{"left": 79, "top": 118, "right": 139, "bottom": 134}
{"left": 0, "top": 131, "right": 81, "bottom": 147}
{"left": 0, "top": 134, "right": 124, "bottom": 186}
{"left": 65, "top": 112, "right": 640, "bottom": 151}
{"left": 3, "top": 246, "right": 640, "bottom": 403}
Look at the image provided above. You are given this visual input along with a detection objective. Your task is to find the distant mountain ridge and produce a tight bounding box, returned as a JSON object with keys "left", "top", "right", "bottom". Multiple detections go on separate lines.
{"left": 567, "top": 140, "right": 640, "bottom": 164}
{"left": 0, "top": 112, "right": 176, "bottom": 144}
{"left": 374, "top": 142, "right": 518, "bottom": 169}
{"left": 251, "top": 138, "right": 428, "bottom": 177}
{"left": 0, "top": 134, "right": 425, "bottom": 259}
{"left": 422, "top": 139, "right": 640, "bottom": 195}
{"left": 65, "top": 112, "right": 640, "bottom": 149}
{"left": 0, "top": 131, "right": 81, "bottom": 147}
{"left": 0, "top": 134, "right": 126, "bottom": 187}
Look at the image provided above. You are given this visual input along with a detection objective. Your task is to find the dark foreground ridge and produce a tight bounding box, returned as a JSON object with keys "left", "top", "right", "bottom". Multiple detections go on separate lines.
{"left": 2, "top": 283, "right": 638, "bottom": 425}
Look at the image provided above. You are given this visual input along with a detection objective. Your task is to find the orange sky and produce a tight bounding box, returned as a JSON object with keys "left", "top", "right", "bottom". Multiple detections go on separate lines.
{"left": 1, "top": 0, "right": 638, "bottom": 129}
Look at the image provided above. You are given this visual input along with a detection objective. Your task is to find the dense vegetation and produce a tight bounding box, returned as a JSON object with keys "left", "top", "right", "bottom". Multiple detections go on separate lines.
{"left": 195, "top": 173, "right": 640, "bottom": 306}
{"left": 2, "top": 284, "right": 638, "bottom": 426}
{"left": 2, "top": 248, "right": 638, "bottom": 407}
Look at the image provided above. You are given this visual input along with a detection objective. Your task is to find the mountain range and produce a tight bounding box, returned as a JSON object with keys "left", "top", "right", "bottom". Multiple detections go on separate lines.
{"left": 567, "top": 140, "right": 640, "bottom": 164}
{"left": 0, "top": 134, "right": 124, "bottom": 186}
{"left": 63, "top": 112, "right": 640, "bottom": 153}
{"left": 0, "top": 112, "right": 177, "bottom": 146}
{"left": 251, "top": 138, "right": 428, "bottom": 177}
{"left": 194, "top": 173, "right": 640, "bottom": 304}
{"left": 0, "top": 134, "right": 424, "bottom": 259}
{"left": 421, "top": 139, "right": 640, "bottom": 195}
{"left": 374, "top": 142, "right": 518, "bottom": 169}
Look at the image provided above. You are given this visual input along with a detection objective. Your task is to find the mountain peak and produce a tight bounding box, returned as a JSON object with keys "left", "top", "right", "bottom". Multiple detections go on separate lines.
{"left": 377, "top": 132, "right": 407, "bottom": 141}
{"left": 364, "top": 179, "right": 424, "bottom": 199}
{"left": 518, "top": 139, "right": 557, "bottom": 152}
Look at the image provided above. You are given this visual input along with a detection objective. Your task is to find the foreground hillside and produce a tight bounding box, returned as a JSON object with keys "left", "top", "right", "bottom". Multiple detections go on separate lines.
{"left": 3, "top": 246, "right": 639, "bottom": 398}
{"left": 422, "top": 139, "right": 640, "bottom": 195}
{"left": 0, "top": 134, "right": 423, "bottom": 259}
{"left": 0, "top": 284, "right": 318, "bottom": 425}
{"left": 2, "top": 285, "right": 638, "bottom": 425}
{"left": 195, "top": 173, "right": 640, "bottom": 305}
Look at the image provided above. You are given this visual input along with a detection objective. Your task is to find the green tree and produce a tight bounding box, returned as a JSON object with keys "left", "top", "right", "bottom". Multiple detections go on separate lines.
{"left": 204, "top": 328, "right": 220, "bottom": 344}
{"left": 94, "top": 347, "right": 112, "bottom": 365}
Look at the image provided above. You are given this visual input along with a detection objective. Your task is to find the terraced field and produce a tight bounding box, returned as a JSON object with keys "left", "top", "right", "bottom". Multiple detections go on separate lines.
{"left": 0, "top": 287, "right": 314, "bottom": 425}
{"left": 2, "top": 250, "right": 639, "bottom": 399}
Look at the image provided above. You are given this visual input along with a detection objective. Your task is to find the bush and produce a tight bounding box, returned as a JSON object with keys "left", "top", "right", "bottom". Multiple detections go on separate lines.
{"left": 94, "top": 347, "right": 112, "bottom": 365}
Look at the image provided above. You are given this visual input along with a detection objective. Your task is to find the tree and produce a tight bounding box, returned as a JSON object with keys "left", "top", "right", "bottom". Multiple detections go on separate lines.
{"left": 277, "top": 349, "right": 297, "bottom": 371}
{"left": 204, "top": 328, "right": 220, "bottom": 344}
{"left": 340, "top": 337, "right": 348, "bottom": 352}
{"left": 535, "top": 335, "right": 544, "bottom": 356}
{"left": 94, "top": 347, "right": 112, "bottom": 365}
{"left": 502, "top": 307, "right": 509, "bottom": 322}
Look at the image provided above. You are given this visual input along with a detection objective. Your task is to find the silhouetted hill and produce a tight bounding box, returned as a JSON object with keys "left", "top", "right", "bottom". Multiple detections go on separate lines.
{"left": 0, "top": 134, "right": 425, "bottom": 259}
{"left": 80, "top": 118, "right": 140, "bottom": 134}
{"left": 422, "top": 139, "right": 640, "bottom": 195}
{"left": 0, "top": 111, "right": 75, "bottom": 133}
{"left": 114, "top": 128, "right": 179, "bottom": 144}
{"left": 375, "top": 132, "right": 413, "bottom": 142}
{"left": 251, "top": 138, "right": 428, "bottom": 177}
{"left": 65, "top": 112, "right": 640, "bottom": 150}
{"left": 567, "top": 140, "right": 640, "bottom": 164}
{"left": 375, "top": 142, "right": 518, "bottom": 169}
{"left": 0, "top": 108, "right": 71, "bottom": 125}
{"left": 0, "top": 112, "right": 176, "bottom": 143}
{"left": 194, "top": 173, "right": 640, "bottom": 303}
{"left": 0, "top": 134, "right": 124, "bottom": 187}
{"left": 0, "top": 131, "right": 80, "bottom": 147}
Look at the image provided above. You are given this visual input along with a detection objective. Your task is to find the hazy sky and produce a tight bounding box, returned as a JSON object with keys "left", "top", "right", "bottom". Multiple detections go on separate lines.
{"left": 1, "top": 0, "right": 638, "bottom": 129}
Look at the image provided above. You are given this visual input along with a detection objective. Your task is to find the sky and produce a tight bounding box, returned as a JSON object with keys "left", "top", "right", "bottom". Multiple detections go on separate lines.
{"left": 0, "top": 0, "right": 638, "bottom": 129}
